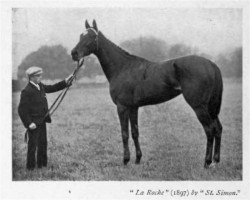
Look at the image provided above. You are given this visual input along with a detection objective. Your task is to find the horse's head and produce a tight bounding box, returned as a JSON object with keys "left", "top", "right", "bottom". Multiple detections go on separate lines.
{"left": 71, "top": 20, "right": 99, "bottom": 61}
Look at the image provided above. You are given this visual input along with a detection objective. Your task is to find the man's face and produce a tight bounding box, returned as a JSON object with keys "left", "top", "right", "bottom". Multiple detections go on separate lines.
{"left": 30, "top": 74, "right": 42, "bottom": 84}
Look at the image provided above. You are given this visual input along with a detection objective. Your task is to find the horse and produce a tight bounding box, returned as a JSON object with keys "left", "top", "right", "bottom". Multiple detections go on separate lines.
{"left": 71, "top": 20, "right": 223, "bottom": 168}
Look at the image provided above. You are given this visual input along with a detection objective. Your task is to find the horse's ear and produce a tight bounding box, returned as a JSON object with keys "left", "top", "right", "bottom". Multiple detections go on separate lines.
{"left": 85, "top": 20, "right": 91, "bottom": 29}
{"left": 92, "top": 19, "right": 98, "bottom": 31}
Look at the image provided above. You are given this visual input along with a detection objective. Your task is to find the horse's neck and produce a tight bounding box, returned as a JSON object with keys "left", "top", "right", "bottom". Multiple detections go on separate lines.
{"left": 94, "top": 32, "right": 135, "bottom": 81}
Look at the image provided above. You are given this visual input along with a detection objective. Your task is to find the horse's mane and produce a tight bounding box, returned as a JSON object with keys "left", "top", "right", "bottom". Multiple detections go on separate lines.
{"left": 99, "top": 31, "right": 145, "bottom": 61}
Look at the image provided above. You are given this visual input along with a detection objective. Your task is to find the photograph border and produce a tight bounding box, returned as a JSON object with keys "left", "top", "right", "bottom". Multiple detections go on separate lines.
{"left": 1, "top": 0, "right": 249, "bottom": 199}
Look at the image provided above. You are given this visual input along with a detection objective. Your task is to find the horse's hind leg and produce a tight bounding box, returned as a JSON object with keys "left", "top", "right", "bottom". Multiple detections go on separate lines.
{"left": 213, "top": 117, "right": 222, "bottom": 163}
{"left": 193, "top": 105, "right": 215, "bottom": 168}
{"left": 129, "top": 107, "right": 142, "bottom": 164}
{"left": 117, "top": 104, "right": 130, "bottom": 165}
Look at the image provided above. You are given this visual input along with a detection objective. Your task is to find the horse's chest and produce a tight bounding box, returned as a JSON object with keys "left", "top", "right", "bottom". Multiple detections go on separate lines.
{"left": 110, "top": 82, "right": 135, "bottom": 106}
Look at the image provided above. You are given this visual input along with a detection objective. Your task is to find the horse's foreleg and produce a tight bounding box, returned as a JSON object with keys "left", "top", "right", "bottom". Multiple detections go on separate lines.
{"left": 117, "top": 104, "right": 130, "bottom": 165}
{"left": 193, "top": 105, "right": 215, "bottom": 168}
{"left": 129, "top": 107, "right": 142, "bottom": 164}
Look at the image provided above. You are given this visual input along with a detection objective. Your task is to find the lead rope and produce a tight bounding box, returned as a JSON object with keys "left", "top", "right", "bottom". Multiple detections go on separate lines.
{"left": 24, "top": 60, "right": 83, "bottom": 143}
{"left": 46, "top": 60, "right": 83, "bottom": 117}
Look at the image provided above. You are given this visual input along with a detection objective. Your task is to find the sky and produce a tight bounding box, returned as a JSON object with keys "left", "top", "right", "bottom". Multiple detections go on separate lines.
{"left": 12, "top": 8, "right": 242, "bottom": 78}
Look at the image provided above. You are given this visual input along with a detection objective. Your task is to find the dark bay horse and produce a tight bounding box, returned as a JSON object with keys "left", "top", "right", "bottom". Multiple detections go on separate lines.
{"left": 71, "top": 20, "right": 223, "bottom": 168}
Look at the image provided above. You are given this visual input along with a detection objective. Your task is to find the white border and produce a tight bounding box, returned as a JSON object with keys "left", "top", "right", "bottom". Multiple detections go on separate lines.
{"left": 1, "top": 0, "right": 250, "bottom": 199}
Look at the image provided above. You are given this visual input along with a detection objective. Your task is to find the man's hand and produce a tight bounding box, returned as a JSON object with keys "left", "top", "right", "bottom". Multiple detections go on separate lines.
{"left": 29, "top": 122, "right": 37, "bottom": 130}
{"left": 78, "top": 58, "right": 84, "bottom": 67}
{"left": 65, "top": 74, "right": 74, "bottom": 86}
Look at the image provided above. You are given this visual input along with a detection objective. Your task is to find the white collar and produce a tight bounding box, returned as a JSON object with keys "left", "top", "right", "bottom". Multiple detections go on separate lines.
{"left": 30, "top": 81, "right": 40, "bottom": 90}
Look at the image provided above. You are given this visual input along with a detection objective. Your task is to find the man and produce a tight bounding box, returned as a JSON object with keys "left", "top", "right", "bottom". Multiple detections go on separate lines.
{"left": 18, "top": 66, "right": 73, "bottom": 170}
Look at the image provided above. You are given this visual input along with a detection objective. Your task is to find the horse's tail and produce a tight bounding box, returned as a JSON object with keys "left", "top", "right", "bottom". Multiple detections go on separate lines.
{"left": 208, "top": 62, "right": 223, "bottom": 119}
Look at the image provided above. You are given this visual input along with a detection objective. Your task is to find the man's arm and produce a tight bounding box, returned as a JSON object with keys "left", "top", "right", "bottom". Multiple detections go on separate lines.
{"left": 41, "top": 74, "right": 74, "bottom": 93}
{"left": 41, "top": 80, "right": 67, "bottom": 93}
{"left": 18, "top": 90, "right": 32, "bottom": 129}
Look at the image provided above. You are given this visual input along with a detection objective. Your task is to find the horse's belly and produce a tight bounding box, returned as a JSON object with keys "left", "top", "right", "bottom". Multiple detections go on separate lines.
{"left": 134, "top": 84, "right": 181, "bottom": 106}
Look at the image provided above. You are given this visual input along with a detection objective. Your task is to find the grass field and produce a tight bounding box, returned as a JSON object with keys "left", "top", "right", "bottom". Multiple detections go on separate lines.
{"left": 12, "top": 78, "right": 242, "bottom": 181}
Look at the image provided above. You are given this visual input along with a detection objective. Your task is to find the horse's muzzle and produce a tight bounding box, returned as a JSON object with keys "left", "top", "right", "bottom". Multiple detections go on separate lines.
{"left": 71, "top": 50, "right": 78, "bottom": 61}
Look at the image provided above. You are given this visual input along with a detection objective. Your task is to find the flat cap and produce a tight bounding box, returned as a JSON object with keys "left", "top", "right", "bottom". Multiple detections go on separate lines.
{"left": 25, "top": 66, "right": 43, "bottom": 77}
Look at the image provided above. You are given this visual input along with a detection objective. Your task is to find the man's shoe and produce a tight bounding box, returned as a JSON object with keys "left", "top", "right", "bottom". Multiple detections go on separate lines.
{"left": 27, "top": 167, "right": 35, "bottom": 171}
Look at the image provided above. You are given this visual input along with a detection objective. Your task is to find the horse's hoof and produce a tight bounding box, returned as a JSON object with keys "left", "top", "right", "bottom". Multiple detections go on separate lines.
{"left": 210, "top": 160, "right": 219, "bottom": 168}
{"left": 204, "top": 161, "right": 212, "bottom": 169}
{"left": 135, "top": 154, "right": 142, "bottom": 164}
{"left": 213, "top": 156, "right": 220, "bottom": 163}
{"left": 209, "top": 161, "right": 217, "bottom": 168}
{"left": 204, "top": 160, "right": 218, "bottom": 169}
{"left": 135, "top": 159, "right": 140, "bottom": 164}
{"left": 123, "top": 158, "right": 130, "bottom": 165}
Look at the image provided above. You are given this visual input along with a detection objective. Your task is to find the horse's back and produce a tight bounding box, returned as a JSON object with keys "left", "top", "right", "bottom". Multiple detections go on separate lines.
{"left": 172, "top": 55, "right": 217, "bottom": 78}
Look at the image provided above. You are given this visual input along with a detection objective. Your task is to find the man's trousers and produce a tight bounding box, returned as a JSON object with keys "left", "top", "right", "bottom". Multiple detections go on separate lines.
{"left": 26, "top": 123, "right": 47, "bottom": 170}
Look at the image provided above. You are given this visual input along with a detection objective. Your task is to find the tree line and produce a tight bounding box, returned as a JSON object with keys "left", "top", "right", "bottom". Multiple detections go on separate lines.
{"left": 17, "top": 37, "right": 242, "bottom": 81}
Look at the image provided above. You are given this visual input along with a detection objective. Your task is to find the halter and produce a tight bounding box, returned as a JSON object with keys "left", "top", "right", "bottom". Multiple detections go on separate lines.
{"left": 87, "top": 28, "right": 99, "bottom": 51}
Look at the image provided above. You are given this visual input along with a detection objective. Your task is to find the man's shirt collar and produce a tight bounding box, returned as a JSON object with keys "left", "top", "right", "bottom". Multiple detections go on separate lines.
{"left": 30, "top": 81, "right": 40, "bottom": 90}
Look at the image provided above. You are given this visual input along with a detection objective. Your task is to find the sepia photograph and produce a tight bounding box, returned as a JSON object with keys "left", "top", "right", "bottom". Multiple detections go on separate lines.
{"left": 1, "top": 0, "right": 249, "bottom": 199}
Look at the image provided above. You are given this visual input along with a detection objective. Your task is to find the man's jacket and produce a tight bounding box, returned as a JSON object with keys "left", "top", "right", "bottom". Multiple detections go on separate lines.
{"left": 18, "top": 81, "right": 67, "bottom": 128}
